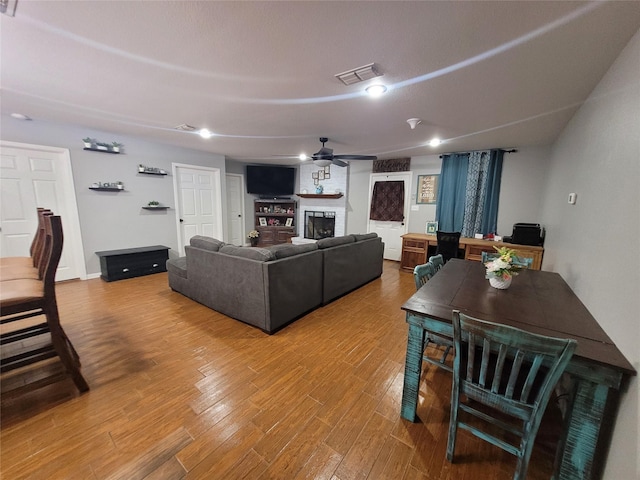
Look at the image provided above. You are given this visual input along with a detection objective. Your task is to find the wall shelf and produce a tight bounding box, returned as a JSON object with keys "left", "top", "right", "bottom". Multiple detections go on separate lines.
{"left": 139, "top": 170, "right": 168, "bottom": 176}
{"left": 297, "top": 193, "right": 343, "bottom": 199}
{"left": 89, "top": 187, "right": 124, "bottom": 192}
{"left": 84, "top": 147, "right": 120, "bottom": 154}
{"left": 142, "top": 206, "right": 169, "bottom": 210}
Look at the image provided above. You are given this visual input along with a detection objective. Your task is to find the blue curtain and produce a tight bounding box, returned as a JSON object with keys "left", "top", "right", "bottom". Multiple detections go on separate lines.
{"left": 480, "top": 149, "right": 504, "bottom": 234}
{"left": 436, "top": 149, "right": 504, "bottom": 236}
{"left": 435, "top": 153, "right": 468, "bottom": 232}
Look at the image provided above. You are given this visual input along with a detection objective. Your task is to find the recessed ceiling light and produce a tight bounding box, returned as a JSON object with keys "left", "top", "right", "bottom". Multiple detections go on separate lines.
{"left": 198, "top": 128, "right": 212, "bottom": 139}
{"left": 10, "top": 113, "right": 31, "bottom": 121}
{"left": 365, "top": 84, "right": 387, "bottom": 97}
{"left": 429, "top": 138, "right": 441, "bottom": 147}
{"left": 299, "top": 154, "right": 308, "bottom": 161}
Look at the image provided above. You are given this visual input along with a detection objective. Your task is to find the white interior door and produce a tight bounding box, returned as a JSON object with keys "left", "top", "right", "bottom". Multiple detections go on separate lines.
{"left": 173, "top": 163, "right": 223, "bottom": 255}
{"left": 367, "top": 172, "right": 412, "bottom": 261}
{"left": 225, "top": 173, "right": 245, "bottom": 246}
{"left": 0, "top": 141, "right": 85, "bottom": 280}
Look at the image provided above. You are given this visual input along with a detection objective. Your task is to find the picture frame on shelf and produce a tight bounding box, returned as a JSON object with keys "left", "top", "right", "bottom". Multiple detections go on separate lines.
{"left": 259, "top": 217, "right": 267, "bottom": 226}
{"left": 417, "top": 174, "right": 439, "bottom": 204}
{"left": 285, "top": 218, "right": 293, "bottom": 227}
{"left": 426, "top": 221, "right": 438, "bottom": 235}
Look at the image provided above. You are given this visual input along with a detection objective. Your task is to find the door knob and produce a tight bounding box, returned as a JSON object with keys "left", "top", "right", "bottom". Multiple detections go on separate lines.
{"left": 179, "top": 219, "right": 184, "bottom": 223}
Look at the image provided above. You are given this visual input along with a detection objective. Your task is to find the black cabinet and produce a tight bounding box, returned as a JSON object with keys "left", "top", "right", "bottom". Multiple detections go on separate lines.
{"left": 95, "top": 245, "right": 170, "bottom": 282}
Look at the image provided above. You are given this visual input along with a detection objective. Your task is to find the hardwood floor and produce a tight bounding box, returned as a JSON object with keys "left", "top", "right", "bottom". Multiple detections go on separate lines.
{"left": 1, "top": 261, "right": 559, "bottom": 479}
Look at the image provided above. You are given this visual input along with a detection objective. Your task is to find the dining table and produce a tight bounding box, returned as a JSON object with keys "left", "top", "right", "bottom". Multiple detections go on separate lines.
{"left": 400, "top": 259, "right": 635, "bottom": 480}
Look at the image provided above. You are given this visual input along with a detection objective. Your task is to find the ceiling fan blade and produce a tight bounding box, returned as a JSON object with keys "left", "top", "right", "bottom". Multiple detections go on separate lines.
{"left": 333, "top": 154, "right": 377, "bottom": 160}
{"left": 332, "top": 159, "right": 349, "bottom": 167}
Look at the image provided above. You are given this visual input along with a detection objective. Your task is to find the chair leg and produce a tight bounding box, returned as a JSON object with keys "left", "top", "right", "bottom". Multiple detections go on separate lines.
{"left": 45, "top": 304, "right": 89, "bottom": 392}
{"left": 446, "top": 385, "right": 460, "bottom": 462}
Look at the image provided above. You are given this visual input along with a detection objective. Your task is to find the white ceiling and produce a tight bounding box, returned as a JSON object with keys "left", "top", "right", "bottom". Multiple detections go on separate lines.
{"left": 2, "top": 1, "right": 639, "bottom": 164}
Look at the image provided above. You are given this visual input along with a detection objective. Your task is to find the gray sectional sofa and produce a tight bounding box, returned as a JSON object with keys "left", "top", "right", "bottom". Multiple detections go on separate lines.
{"left": 167, "top": 233, "right": 384, "bottom": 333}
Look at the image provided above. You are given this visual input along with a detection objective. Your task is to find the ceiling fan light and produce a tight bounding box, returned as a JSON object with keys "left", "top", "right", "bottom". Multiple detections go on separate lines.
{"left": 365, "top": 84, "right": 387, "bottom": 97}
{"left": 198, "top": 128, "right": 212, "bottom": 139}
{"left": 429, "top": 138, "right": 441, "bottom": 147}
{"left": 313, "top": 159, "right": 332, "bottom": 167}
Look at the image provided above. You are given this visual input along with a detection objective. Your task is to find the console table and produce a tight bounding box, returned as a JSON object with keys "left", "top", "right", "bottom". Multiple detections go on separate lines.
{"left": 96, "top": 245, "right": 169, "bottom": 282}
{"left": 401, "top": 233, "right": 544, "bottom": 271}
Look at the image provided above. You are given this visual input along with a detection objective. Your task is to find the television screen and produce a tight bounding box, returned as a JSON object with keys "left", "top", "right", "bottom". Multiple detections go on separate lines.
{"left": 246, "top": 165, "right": 296, "bottom": 196}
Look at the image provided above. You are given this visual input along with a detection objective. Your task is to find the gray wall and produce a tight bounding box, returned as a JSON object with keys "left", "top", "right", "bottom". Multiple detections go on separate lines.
{"left": 538, "top": 30, "right": 639, "bottom": 479}
{"left": 1, "top": 119, "right": 226, "bottom": 275}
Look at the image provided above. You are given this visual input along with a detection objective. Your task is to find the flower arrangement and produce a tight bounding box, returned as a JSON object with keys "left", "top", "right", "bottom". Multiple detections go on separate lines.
{"left": 248, "top": 230, "right": 260, "bottom": 239}
{"left": 484, "top": 246, "right": 524, "bottom": 280}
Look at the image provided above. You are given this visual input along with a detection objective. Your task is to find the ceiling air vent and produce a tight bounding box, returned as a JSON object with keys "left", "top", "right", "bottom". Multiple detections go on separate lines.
{"left": 335, "top": 63, "right": 382, "bottom": 86}
{"left": 174, "top": 124, "right": 197, "bottom": 132}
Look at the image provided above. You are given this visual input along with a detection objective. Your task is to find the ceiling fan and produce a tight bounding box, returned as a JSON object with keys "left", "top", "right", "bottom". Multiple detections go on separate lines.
{"left": 310, "top": 137, "right": 377, "bottom": 167}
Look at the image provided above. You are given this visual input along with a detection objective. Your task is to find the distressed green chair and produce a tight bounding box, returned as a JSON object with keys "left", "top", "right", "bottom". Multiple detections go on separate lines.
{"left": 447, "top": 311, "right": 576, "bottom": 480}
{"left": 413, "top": 261, "right": 453, "bottom": 371}
{"left": 428, "top": 254, "right": 444, "bottom": 272}
{"left": 413, "top": 261, "right": 436, "bottom": 290}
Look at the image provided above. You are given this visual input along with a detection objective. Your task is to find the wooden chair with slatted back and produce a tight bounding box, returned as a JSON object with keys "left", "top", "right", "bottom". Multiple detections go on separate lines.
{"left": 0, "top": 208, "right": 52, "bottom": 281}
{"left": 0, "top": 215, "right": 89, "bottom": 394}
{"left": 447, "top": 311, "right": 576, "bottom": 480}
{"left": 428, "top": 254, "right": 444, "bottom": 273}
{"left": 413, "top": 262, "right": 436, "bottom": 290}
{"left": 414, "top": 261, "right": 453, "bottom": 371}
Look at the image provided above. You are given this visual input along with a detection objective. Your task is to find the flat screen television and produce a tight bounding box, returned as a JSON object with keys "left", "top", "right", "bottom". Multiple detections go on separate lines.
{"left": 246, "top": 165, "right": 296, "bottom": 197}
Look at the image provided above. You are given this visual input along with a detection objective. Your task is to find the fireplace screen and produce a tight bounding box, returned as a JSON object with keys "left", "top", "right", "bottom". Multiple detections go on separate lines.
{"left": 305, "top": 211, "right": 335, "bottom": 239}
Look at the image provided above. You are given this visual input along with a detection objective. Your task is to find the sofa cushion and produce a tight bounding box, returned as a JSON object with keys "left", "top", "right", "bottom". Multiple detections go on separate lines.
{"left": 190, "top": 235, "right": 225, "bottom": 252}
{"left": 267, "top": 242, "right": 318, "bottom": 259}
{"left": 316, "top": 235, "right": 356, "bottom": 249}
{"left": 352, "top": 233, "right": 379, "bottom": 242}
{"left": 219, "top": 245, "right": 275, "bottom": 262}
{"left": 166, "top": 257, "right": 187, "bottom": 279}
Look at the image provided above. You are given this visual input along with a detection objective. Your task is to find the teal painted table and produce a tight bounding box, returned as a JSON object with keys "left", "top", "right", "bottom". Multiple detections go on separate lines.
{"left": 400, "top": 259, "right": 635, "bottom": 480}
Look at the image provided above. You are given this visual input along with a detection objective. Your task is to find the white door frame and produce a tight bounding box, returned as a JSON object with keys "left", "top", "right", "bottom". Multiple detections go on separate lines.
{"left": 225, "top": 173, "right": 245, "bottom": 245}
{"left": 0, "top": 140, "right": 87, "bottom": 280}
{"left": 172, "top": 162, "right": 224, "bottom": 255}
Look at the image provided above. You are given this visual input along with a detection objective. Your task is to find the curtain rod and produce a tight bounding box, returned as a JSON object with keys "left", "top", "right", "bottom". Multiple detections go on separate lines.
{"left": 438, "top": 148, "right": 517, "bottom": 158}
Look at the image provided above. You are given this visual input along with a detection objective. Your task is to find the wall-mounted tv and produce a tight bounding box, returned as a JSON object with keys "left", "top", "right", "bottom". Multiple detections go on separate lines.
{"left": 246, "top": 165, "right": 296, "bottom": 197}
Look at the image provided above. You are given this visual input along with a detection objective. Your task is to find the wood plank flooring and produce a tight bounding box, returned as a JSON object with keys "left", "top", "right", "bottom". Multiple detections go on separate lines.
{"left": 1, "top": 261, "right": 560, "bottom": 479}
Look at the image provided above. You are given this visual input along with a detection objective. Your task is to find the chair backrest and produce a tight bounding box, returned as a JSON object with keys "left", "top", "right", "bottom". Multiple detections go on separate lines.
{"left": 481, "top": 251, "right": 533, "bottom": 269}
{"left": 41, "top": 215, "right": 64, "bottom": 297}
{"left": 436, "top": 231, "right": 461, "bottom": 262}
{"left": 451, "top": 310, "right": 576, "bottom": 440}
{"left": 35, "top": 210, "right": 54, "bottom": 277}
{"left": 413, "top": 262, "right": 436, "bottom": 290}
{"left": 428, "top": 254, "right": 444, "bottom": 272}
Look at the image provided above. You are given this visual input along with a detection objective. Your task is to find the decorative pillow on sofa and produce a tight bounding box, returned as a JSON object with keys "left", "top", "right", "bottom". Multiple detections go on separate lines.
{"left": 267, "top": 242, "right": 318, "bottom": 259}
{"left": 352, "top": 233, "right": 379, "bottom": 242}
{"left": 190, "top": 236, "right": 225, "bottom": 252}
{"left": 316, "top": 235, "right": 356, "bottom": 249}
{"left": 219, "top": 245, "right": 275, "bottom": 262}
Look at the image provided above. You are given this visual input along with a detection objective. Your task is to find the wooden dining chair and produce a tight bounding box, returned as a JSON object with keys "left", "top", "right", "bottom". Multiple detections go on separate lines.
{"left": 428, "top": 254, "right": 444, "bottom": 272}
{"left": 0, "top": 215, "right": 89, "bottom": 394}
{"left": 414, "top": 261, "right": 453, "bottom": 372}
{"left": 447, "top": 311, "right": 576, "bottom": 480}
{"left": 436, "top": 231, "right": 461, "bottom": 263}
{"left": 413, "top": 261, "right": 436, "bottom": 290}
{"left": 0, "top": 208, "right": 52, "bottom": 281}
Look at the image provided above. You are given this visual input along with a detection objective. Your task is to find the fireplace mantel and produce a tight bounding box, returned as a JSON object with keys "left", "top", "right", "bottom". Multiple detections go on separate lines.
{"left": 296, "top": 193, "right": 343, "bottom": 199}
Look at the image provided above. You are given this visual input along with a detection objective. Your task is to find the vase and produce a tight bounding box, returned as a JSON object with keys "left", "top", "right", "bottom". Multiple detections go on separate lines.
{"left": 250, "top": 238, "right": 258, "bottom": 247}
{"left": 489, "top": 276, "right": 512, "bottom": 290}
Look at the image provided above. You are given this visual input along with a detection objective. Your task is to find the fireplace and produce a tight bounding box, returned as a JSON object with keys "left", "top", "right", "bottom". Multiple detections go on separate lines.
{"left": 305, "top": 211, "right": 335, "bottom": 239}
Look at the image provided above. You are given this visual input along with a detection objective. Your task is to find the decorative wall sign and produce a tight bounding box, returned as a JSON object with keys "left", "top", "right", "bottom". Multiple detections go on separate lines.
{"left": 426, "top": 221, "right": 438, "bottom": 234}
{"left": 417, "top": 174, "right": 439, "bottom": 204}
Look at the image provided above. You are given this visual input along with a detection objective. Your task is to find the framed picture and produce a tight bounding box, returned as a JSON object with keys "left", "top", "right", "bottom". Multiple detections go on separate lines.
{"left": 312, "top": 172, "right": 318, "bottom": 179}
{"left": 324, "top": 165, "right": 330, "bottom": 173}
{"left": 324, "top": 173, "right": 331, "bottom": 179}
{"left": 259, "top": 217, "right": 267, "bottom": 226}
{"left": 426, "top": 221, "right": 438, "bottom": 235}
{"left": 318, "top": 170, "right": 325, "bottom": 180}
{"left": 285, "top": 218, "right": 293, "bottom": 227}
{"left": 314, "top": 178, "right": 319, "bottom": 185}
{"left": 417, "top": 174, "right": 439, "bottom": 204}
